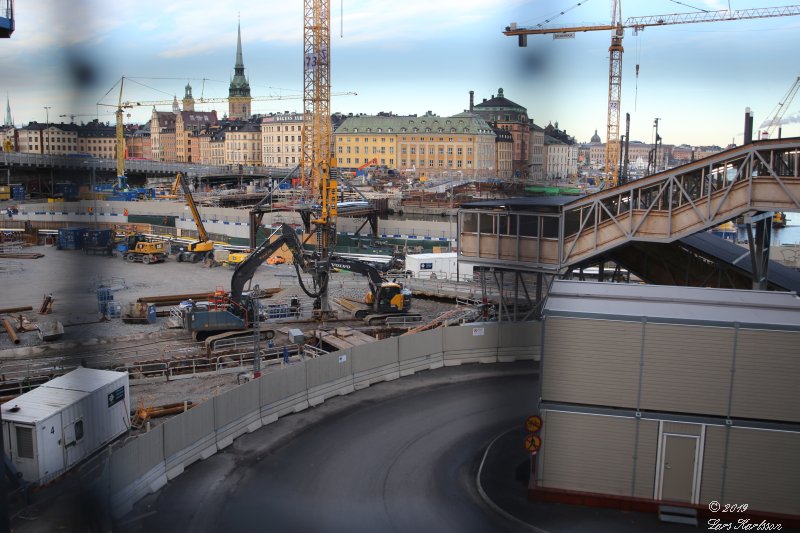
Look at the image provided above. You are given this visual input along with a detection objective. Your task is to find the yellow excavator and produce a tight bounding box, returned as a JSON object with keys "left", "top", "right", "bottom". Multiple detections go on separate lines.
{"left": 174, "top": 173, "right": 215, "bottom": 263}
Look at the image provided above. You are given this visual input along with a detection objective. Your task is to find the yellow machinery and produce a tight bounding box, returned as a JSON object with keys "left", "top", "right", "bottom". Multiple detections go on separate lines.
{"left": 122, "top": 240, "right": 167, "bottom": 265}
{"left": 174, "top": 173, "right": 215, "bottom": 263}
{"left": 504, "top": 3, "right": 800, "bottom": 188}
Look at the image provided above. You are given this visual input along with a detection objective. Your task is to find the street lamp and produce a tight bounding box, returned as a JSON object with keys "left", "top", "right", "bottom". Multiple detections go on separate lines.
{"left": 43, "top": 106, "right": 52, "bottom": 196}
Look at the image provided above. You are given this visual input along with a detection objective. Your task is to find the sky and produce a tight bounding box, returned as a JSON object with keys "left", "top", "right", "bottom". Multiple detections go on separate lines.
{"left": 2, "top": 0, "right": 800, "bottom": 147}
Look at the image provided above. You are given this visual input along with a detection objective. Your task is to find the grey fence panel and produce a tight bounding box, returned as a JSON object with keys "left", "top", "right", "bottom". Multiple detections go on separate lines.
{"left": 498, "top": 321, "right": 541, "bottom": 362}
{"left": 109, "top": 425, "right": 167, "bottom": 519}
{"left": 260, "top": 362, "right": 309, "bottom": 425}
{"left": 351, "top": 336, "right": 400, "bottom": 390}
{"left": 398, "top": 328, "right": 444, "bottom": 376}
{"left": 214, "top": 378, "right": 262, "bottom": 449}
{"left": 162, "top": 400, "right": 217, "bottom": 480}
{"left": 305, "top": 349, "right": 354, "bottom": 406}
{"left": 443, "top": 323, "right": 499, "bottom": 365}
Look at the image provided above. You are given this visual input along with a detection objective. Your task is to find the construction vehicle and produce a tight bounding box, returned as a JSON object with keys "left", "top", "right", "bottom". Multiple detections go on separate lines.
{"left": 174, "top": 173, "right": 215, "bottom": 263}
{"left": 182, "top": 224, "right": 312, "bottom": 340}
{"left": 329, "top": 257, "right": 419, "bottom": 325}
{"left": 122, "top": 237, "right": 168, "bottom": 265}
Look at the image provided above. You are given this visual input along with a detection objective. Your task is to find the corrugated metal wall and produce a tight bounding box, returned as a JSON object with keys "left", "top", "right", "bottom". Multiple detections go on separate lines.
{"left": 540, "top": 313, "right": 800, "bottom": 515}
{"left": 542, "top": 317, "right": 640, "bottom": 408}
{"left": 539, "top": 411, "right": 658, "bottom": 498}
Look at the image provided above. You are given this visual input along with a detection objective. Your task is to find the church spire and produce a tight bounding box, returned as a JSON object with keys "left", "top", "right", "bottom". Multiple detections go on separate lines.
{"left": 235, "top": 20, "right": 244, "bottom": 73}
{"left": 228, "top": 19, "right": 252, "bottom": 120}
{"left": 4, "top": 94, "right": 12, "bottom": 127}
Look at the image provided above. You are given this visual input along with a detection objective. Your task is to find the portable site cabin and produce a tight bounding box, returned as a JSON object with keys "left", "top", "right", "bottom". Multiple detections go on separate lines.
{"left": 535, "top": 281, "right": 800, "bottom": 520}
{"left": 404, "top": 252, "right": 475, "bottom": 281}
{"left": 2, "top": 368, "right": 130, "bottom": 485}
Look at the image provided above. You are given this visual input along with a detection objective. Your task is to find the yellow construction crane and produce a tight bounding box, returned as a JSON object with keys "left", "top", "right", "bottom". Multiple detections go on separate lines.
{"left": 504, "top": 3, "right": 800, "bottom": 188}
{"left": 761, "top": 75, "right": 800, "bottom": 139}
{"left": 300, "top": 0, "right": 339, "bottom": 314}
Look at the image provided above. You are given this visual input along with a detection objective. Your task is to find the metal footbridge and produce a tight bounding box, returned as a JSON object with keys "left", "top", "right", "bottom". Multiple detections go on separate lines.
{"left": 459, "top": 137, "right": 800, "bottom": 308}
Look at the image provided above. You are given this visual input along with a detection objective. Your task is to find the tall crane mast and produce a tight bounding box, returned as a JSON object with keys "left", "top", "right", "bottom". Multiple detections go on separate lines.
{"left": 301, "top": 0, "right": 338, "bottom": 313}
{"left": 504, "top": 4, "right": 800, "bottom": 188}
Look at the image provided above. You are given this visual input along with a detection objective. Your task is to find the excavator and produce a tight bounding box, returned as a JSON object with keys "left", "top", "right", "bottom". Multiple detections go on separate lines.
{"left": 174, "top": 173, "right": 215, "bottom": 263}
{"left": 328, "top": 257, "right": 419, "bottom": 325}
{"left": 182, "top": 223, "right": 323, "bottom": 342}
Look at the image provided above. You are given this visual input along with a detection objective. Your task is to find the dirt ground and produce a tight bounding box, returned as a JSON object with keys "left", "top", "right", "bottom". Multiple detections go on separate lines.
{"left": 0, "top": 244, "right": 460, "bottom": 405}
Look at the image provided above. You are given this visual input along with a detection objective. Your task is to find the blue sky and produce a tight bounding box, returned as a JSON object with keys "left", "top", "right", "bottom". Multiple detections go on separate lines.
{"left": 2, "top": 0, "right": 800, "bottom": 147}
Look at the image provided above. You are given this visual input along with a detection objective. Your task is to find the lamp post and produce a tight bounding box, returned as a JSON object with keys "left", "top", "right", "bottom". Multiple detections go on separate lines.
{"left": 43, "top": 106, "right": 52, "bottom": 196}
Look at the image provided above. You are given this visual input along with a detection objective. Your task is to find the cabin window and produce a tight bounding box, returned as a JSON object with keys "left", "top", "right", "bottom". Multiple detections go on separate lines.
{"left": 74, "top": 420, "right": 84, "bottom": 442}
{"left": 462, "top": 212, "right": 478, "bottom": 232}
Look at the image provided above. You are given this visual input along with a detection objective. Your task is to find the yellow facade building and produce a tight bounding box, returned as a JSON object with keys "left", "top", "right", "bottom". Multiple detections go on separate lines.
{"left": 333, "top": 113, "right": 497, "bottom": 179}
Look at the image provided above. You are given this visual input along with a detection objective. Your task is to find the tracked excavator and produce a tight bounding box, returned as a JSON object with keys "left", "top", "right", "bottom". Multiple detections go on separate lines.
{"left": 329, "top": 257, "right": 419, "bottom": 325}
{"left": 182, "top": 224, "right": 324, "bottom": 343}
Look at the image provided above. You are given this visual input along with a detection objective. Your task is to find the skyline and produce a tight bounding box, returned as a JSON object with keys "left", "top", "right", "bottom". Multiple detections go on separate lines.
{"left": 2, "top": 0, "right": 800, "bottom": 147}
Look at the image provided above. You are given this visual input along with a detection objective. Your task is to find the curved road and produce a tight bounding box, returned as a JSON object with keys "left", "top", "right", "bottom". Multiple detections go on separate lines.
{"left": 126, "top": 364, "right": 537, "bottom": 532}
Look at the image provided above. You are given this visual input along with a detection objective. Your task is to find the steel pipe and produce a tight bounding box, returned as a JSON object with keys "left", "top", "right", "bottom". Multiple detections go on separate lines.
{"left": 2, "top": 319, "right": 20, "bottom": 344}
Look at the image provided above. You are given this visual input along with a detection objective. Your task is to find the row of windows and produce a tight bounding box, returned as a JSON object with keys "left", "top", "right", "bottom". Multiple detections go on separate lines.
{"left": 339, "top": 136, "right": 474, "bottom": 143}
{"left": 338, "top": 146, "right": 393, "bottom": 154}
{"left": 262, "top": 125, "right": 302, "bottom": 132}
{"left": 461, "top": 212, "right": 559, "bottom": 238}
{"left": 398, "top": 159, "right": 468, "bottom": 168}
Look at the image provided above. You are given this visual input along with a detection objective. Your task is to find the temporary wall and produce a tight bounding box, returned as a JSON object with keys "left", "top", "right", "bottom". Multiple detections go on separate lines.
{"left": 95, "top": 321, "right": 540, "bottom": 518}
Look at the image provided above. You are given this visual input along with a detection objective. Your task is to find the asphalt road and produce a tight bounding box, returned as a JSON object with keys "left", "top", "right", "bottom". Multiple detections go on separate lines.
{"left": 122, "top": 363, "right": 537, "bottom": 533}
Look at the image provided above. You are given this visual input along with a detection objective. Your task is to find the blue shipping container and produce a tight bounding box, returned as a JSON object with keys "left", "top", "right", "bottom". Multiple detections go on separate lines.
{"left": 58, "top": 227, "right": 89, "bottom": 250}
{"left": 11, "top": 185, "right": 25, "bottom": 201}
{"left": 82, "top": 229, "right": 113, "bottom": 247}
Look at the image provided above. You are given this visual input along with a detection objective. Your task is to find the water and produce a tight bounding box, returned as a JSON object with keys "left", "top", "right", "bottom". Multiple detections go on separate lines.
{"left": 773, "top": 212, "right": 800, "bottom": 245}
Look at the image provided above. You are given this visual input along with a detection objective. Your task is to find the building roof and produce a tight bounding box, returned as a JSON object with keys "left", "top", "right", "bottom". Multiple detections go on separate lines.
{"left": 679, "top": 232, "right": 800, "bottom": 294}
{"left": 1, "top": 368, "right": 126, "bottom": 424}
{"left": 335, "top": 113, "right": 495, "bottom": 136}
{"left": 544, "top": 280, "right": 800, "bottom": 330}
{"left": 178, "top": 111, "right": 218, "bottom": 127}
{"left": 474, "top": 88, "right": 526, "bottom": 112}
{"left": 544, "top": 135, "right": 567, "bottom": 145}
{"left": 590, "top": 129, "right": 602, "bottom": 143}
{"left": 461, "top": 195, "right": 581, "bottom": 209}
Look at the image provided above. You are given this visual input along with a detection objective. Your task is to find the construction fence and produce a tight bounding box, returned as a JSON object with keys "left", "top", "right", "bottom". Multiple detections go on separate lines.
{"left": 77, "top": 321, "right": 541, "bottom": 520}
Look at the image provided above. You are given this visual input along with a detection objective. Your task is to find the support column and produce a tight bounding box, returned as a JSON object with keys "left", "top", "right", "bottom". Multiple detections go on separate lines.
{"left": 744, "top": 213, "right": 772, "bottom": 290}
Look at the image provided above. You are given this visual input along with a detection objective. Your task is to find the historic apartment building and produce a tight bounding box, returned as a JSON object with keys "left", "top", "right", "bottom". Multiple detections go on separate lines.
{"left": 529, "top": 123, "right": 545, "bottom": 181}
{"left": 150, "top": 110, "right": 176, "bottom": 162}
{"left": 224, "top": 121, "right": 261, "bottom": 166}
{"left": 14, "top": 120, "right": 118, "bottom": 159}
{"left": 332, "top": 113, "right": 498, "bottom": 179}
{"left": 473, "top": 88, "right": 531, "bottom": 178}
{"left": 261, "top": 112, "right": 303, "bottom": 168}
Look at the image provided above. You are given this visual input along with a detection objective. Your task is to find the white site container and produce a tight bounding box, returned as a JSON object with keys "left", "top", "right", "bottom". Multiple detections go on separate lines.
{"left": 1, "top": 367, "right": 130, "bottom": 485}
{"left": 404, "top": 252, "right": 475, "bottom": 281}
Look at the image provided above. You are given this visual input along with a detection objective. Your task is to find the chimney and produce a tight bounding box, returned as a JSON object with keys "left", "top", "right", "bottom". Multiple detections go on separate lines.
{"left": 469, "top": 91, "right": 474, "bottom": 112}
{"left": 743, "top": 107, "right": 753, "bottom": 145}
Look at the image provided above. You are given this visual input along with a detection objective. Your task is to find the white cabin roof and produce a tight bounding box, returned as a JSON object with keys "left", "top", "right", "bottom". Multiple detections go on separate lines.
{"left": 1, "top": 368, "right": 126, "bottom": 425}
{"left": 544, "top": 280, "right": 800, "bottom": 329}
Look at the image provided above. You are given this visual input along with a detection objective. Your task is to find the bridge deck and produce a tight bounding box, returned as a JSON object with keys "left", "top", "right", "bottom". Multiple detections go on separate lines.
{"left": 459, "top": 137, "right": 800, "bottom": 273}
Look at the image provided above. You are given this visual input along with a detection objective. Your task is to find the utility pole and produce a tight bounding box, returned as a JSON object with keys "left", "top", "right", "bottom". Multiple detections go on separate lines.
{"left": 652, "top": 118, "right": 661, "bottom": 174}
{"left": 44, "top": 106, "right": 51, "bottom": 197}
{"left": 252, "top": 285, "right": 261, "bottom": 378}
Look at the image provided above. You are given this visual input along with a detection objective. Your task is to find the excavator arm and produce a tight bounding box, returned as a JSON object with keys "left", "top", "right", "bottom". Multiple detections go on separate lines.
{"left": 177, "top": 173, "right": 209, "bottom": 243}
{"left": 230, "top": 224, "right": 309, "bottom": 304}
{"left": 328, "top": 256, "right": 384, "bottom": 296}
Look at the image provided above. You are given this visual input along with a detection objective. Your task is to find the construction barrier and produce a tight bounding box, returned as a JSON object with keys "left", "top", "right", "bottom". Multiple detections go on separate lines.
{"left": 101, "top": 321, "right": 538, "bottom": 519}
